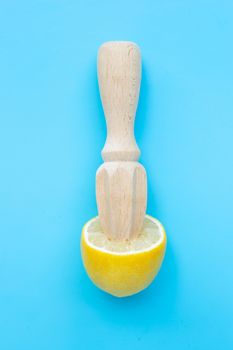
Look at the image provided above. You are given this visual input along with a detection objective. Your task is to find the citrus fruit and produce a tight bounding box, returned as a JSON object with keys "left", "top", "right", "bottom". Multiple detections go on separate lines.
{"left": 81, "top": 215, "right": 166, "bottom": 297}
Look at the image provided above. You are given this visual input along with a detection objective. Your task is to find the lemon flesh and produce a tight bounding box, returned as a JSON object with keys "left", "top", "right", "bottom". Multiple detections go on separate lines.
{"left": 81, "top": 215, "right": 166, "bottom": 297}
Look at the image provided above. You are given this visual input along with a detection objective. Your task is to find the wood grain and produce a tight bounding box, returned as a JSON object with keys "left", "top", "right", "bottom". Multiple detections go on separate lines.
{"left": 96, "top": 41, "right": 147, "bottom": 241}
{"left": 98, "top": 41, "right": 141, "bottom": 162}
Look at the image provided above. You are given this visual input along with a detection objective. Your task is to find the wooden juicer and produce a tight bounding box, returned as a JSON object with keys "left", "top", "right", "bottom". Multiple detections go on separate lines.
{"left": 81, "top": 41, "right": 166, "bottom": 297}
{"left": 96, "top": 41, "right": 146, "bottom": 241}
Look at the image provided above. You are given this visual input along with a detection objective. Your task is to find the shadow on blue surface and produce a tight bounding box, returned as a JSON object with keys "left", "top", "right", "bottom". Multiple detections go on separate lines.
{"left": 135, "top": 63, "right": 150, "bottom": 146}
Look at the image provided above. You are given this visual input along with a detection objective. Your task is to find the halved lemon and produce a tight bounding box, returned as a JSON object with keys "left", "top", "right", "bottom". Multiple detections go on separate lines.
{"left": 81, "top": 215, "right": 166, "bottom": 297}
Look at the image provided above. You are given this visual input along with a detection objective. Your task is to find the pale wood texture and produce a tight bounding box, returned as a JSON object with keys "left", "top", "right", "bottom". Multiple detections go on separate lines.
{"left": 96, "top": 41, "right": 147, "bottom": 241}
{"left": 98, "top": 41, "right": 141, "bottom": 162}
{"left": 96, "top": 162, "right": 147, "bottom": 241}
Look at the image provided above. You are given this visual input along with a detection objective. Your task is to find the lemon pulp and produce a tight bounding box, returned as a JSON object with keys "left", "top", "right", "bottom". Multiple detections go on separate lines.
{"left": 87, "top": 216, "right": 163, "bottom": 253}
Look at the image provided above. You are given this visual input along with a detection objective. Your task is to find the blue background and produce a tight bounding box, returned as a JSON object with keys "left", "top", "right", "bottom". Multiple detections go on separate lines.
{"left": 0, "top": 1, "right": 233, "bottom": 349}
